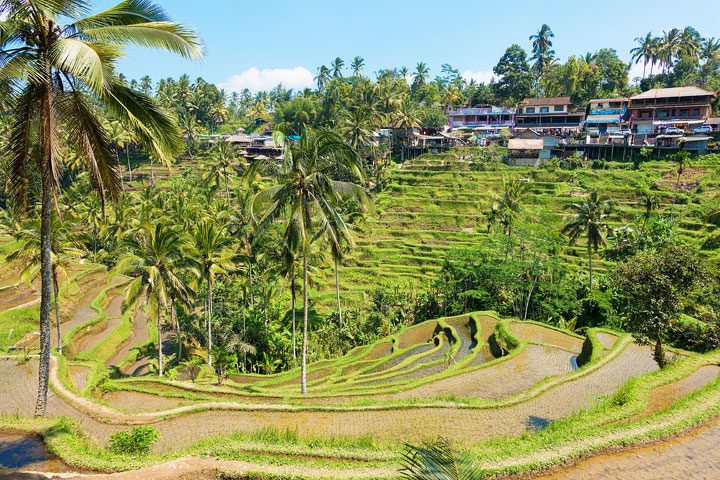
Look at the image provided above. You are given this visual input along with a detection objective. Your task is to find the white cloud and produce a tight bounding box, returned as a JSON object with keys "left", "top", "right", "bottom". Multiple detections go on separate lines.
{"left": 219, "top": 66, "right": 314, "bottom": 93}
{"left": 461, "top": 70, "right": 497, "bottom": 84}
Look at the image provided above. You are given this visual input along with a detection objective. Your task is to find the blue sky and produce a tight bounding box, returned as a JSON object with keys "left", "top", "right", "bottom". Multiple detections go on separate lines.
{"left": 98, "top": 0, "right": 720, "bottom": 92}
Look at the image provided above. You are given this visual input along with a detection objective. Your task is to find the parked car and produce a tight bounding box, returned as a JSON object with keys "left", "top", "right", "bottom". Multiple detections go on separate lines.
{"left": 618, "top": 128, "right": 633, "bottom": 137}
{"left": 665, "top": 127, "right": 685, "bottom": 135}
{"left": 693, "top": 125, "right": 713, "bottom": 134}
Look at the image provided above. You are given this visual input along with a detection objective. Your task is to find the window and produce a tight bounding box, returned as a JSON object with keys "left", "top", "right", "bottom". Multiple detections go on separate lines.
{"left": 525, "top": 107, "right": 535, "bottom": 113}
{"left": 554, "top": 105, "right": 564, "bottom": 112}
{"left": 693, "top": 109, "right": 700, "bottom": 117}
{"left": 540, "top": 107, "right": 549, "bottom": 113}
{"left": 679, "top": 109, "right": 688, "bottom": 117}
{"left": 656, "top": 110, "right": 668, "bottom": 118}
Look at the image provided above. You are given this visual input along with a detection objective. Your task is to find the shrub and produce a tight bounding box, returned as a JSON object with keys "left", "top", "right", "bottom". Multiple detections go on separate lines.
{"left": 108, "top": 426, "right": 159, "bottom": 455}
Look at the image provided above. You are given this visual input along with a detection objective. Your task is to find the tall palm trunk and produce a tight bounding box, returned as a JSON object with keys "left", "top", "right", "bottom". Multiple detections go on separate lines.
{"left": 301, "top": 252, "right": 309, "bottom": 394}
{"left": 248, "top": 262, "right": 254, "bottom": 307}
{"left": 291, "top": 268, "right": 297, "bottom": 361}
{"left": 35, "top": 78, "right": 54, "bottom": 418}
{"left": 587, "top": 242, "right": 594, "bottom": 290}
{"left": 207, "top": 278, "right": 213, "bottom": 367}
{"left": 157, "top": 306, "right": 163, "bottom": 377}
{"left": 334, "top": 258, "right": 343, "bottom": 326}
{"left": 171, "top": 297, "right": 180, "bottom": 360}
{"left": 52, "top": 270, "right": 61, "bottom": 354}
{"left": 126, "top": 145, "right": 133, "bottom": 183}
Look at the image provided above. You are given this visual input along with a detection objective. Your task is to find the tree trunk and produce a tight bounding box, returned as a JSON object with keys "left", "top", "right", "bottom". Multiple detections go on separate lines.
{"left": 301, "top": 252, "right": 309, "bottom": 394}
{"left": 52, "top": 270, "right": 61, "bottom": 354}
{"left": 126, "top": 145, "right": 133, "bottom": 183}
{"left": 208, "top": 279, "right": 213, "bottom": 367}
{"left": 248, "top": 262, "right": 254, "bottom": 307}
{"left": 35, "top": 78, "right": 54, "bottom": 418}
{"left": 334, "top": 258, "right": 343, "bottom": 326}
{"left": 654, "top": 332, "right": 666, "bottom": 369}
{"left": 157, "top": 307, "right": 163, "bottom": 377}
{"left": 588, "top": 243, "right": 594, "bottom": 291}
{"left": 171, "top": 298, "right": 180, "bottom": 360}
{"left": 291, "top": 270, "right": 297, "bottom": 361}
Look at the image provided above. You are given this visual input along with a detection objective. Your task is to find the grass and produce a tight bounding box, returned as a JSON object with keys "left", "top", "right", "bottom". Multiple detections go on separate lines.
{"left": 307, "top": 151, "right": 720, "bottom": 311}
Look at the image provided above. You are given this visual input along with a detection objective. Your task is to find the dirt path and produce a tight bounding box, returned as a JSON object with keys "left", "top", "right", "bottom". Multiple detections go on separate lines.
{"left": 533, "top": 416, "right": 720, "bottom": 480}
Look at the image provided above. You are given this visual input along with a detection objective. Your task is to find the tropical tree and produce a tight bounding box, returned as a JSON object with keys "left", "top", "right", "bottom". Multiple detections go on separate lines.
{"left": 529, "top": 24, "right": 556, "bottom": 78}
{"left": 400, "top": 439, "right": 482, "bottom": 480}
{"left": 314, "top": 65, "right": 331, "bottom": 91}
{"left": 331, "top": 57, "right": 345, "bottom": 78}
{"left": 631, "top": 32, "right": 655, "bottom": 79}
{"left": 7, "top": 216, "right": 82, "bottom": 355}
{"left": 187, "top": 220, "right": 234, "bottom": 366}
{"left": 253, "top": 129, "right": 365, "bottom": 394}
{"left": 562, "top": 191, "right": 612, "bottom": 290}
{"left": 0, "top": 0, "right": 201, "bottom": 416}
{"left": 492, "top": 178, "right": 528, "bottom": 240}
{"left": 412, "top": 62, "right": 429, "bottom": 87}
{"left": 636, "top": 192, "right": 659, "bottom": 250}
{"left": 118, "top": 223, "right": 191, "bottom": 377}
{"left": 351, "top": 56, "right": 365, "bottom": 78}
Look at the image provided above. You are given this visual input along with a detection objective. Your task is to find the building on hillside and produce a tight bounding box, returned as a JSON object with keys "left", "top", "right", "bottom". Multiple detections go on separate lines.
{"left": 514, "top": 97, "right": 585, "bottom": 135}
{"left": 679, "top": 135, "right": 713, "bottom": 154}
{"left": 447, "top": 106, "right": 515, "bottom": 134}
{"left": 508, "top": 138, "right": 545, "bottom": 166}
{"left": 585, "top": 98, "right": 629, "bottom": 134}
{"left": 628, "top": 86, "right": 716, "bottom": 135}
{"left": 706, "top": 117, "right": 720, "bottom": 132}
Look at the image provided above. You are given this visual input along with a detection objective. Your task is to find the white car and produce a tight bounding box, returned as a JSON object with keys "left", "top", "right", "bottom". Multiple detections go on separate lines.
{"left": 693, "top": 125, "right": 713, "bottom": 134}
{"left": 665, "top": 127, "right": 685, "bottom": 135}
{"left": 617, "top": 129, "right": 633, "bottom": 137}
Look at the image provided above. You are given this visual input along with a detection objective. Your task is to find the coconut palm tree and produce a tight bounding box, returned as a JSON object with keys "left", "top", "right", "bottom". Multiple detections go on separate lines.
{"left": 529, "top": 24, "right": 556, "bottom": 78}
{"left": 412, "top": 62, "right": 429, "bottom": 87}
{"left": 351, "top": 56, "right": 365, "bottom": 78}
{"left": 562, "top": 191, "right": 612, "bottom": 290}
{"left": 253, "top": 128, "right": 365, "bottom": 394}
{"left": 331, "top": 57, "right": 345, "bottom": 78}
{"left": 631, "top": 32, "right": 655, "bottom": 79}
{"left": 493, "top": 178, "right": 528, "bottom": 240}
{"left": 0, "top": 0, "right": 201, "bottom": 416}
{"left": 187, "top": 220, "right": 234, "bottom": 367}
{"left": 400, "top": 439, "right": 482, "bottom": 480}
{"left": 636, "top": 191, "right": 659, "bottom": 250}
{"left": 118, "top": 223, "right": 191, "bottom": 377}
{"left": 314, "top": 65, "right": 331, "bottom": 91}
{"left": 7, "top": 216, "right": 82, "bottom": 355}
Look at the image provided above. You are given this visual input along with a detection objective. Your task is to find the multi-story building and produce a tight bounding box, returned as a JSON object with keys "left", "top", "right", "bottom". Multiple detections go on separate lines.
{"left": 514, "top": 97, "right": 585, "bottom": 134}
{"left": 628, "top": 86, "right": 715, "bottom": 134}
{"left": 585, "top": 98, "right": 629, "bottom": 134}
{"left": 447, "top": 106, "right": 515, "bottom": 132}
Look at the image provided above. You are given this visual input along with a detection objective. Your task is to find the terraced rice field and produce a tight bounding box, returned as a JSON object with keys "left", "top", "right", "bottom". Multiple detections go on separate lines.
{"left": 0, "top": 264, "right": 719, "bottom": 479}
{"left": 311, "top": 154, "right": 720, "bottom": 308}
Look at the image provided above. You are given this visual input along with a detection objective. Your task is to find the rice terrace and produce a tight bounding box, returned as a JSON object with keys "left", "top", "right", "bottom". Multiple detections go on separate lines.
{"left": 1, "top": 1, "right": 720, "bottom": 479}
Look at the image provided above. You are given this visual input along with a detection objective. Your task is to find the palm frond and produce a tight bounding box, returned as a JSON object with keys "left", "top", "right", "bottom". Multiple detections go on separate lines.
{"left": 84, "top": 21, "right": 203, "bottom": 59}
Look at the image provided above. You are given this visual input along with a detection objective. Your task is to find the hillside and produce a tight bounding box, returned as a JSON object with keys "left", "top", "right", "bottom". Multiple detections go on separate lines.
{"left": 313, "top": 150, "right": 720, "bottom": 308}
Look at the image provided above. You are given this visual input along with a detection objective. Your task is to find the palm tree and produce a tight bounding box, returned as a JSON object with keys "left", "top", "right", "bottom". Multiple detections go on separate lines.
{"left": 7, "top": 216, "right": 82, "bottom": 355}
{"left": 118, "top": 223, "right": 191, "bottom": 377}
{"left": 631, "top": 32, "right": 655, "bottom": 79}
{"left": 351, "top": 56, "right": 365, "bottom": 78}
{"left": 400, "top": 439, "right": 482, "bottom": 480}
{"left": 314, "top": 65, "right": 331, "bottom": 91}
{"left": 562, "top": 191, "right": 612, "bottom": 290}
{"left": 529, "top": 24, "right": 556, "bottom": 78}
{"left": 636, "top": 192, "right": 659, "bottom": 250}
{"left": 331, "top": 57, "right": 345, "bottom": 78}
{"left": 253, "top": 129, "right": 365, "bottom": 394}
{"left": 493, "top": 179, "right": 528, "bottom": 240}
{"left": 188, "top": 220, "right": 234, "bottom": 367}
{"left": 412, "top": 62, "right": 429, "bottom": 87}
{"left": 0, "top": 0, "right": 201, "bottom": 416}
{"left": 669, "top": 151, "right": 691, "bottom": 222}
